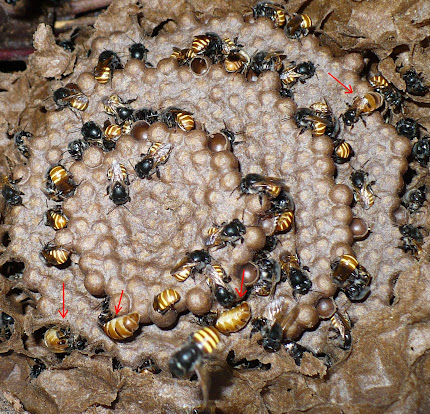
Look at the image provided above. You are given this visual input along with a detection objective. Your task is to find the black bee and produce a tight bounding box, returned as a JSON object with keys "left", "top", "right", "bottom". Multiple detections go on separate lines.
{"left": 395, "top": 118, "right": 424, "bottom": 140}
{"left": 329, "top": 311, "right": 352, "bottom": 350}
{"left": 129, "top": 42, "right": 148, "bottom": 61}
{"left": 13, "top": 130, "right": 32, "bottom": 159}
{"left": 264, "top": 188, "right": 294, "bottom": 216}
{"left": 205, "top": 264, "right": 236, "bottom": 307}
{"left": 283, "top": 341, "right": 329, "bottom": 366}
{"left": 171, "top": 250, "right": 212, "bottom": 282}
{"left": 29, "top": 358, "right": 47, "bottom": 379}
{"left": 205, "top": 219, "right": 246, "bottom": 249}
{"left": 1, "top": 174, "right": 24, "bottom": 206}
{"left": 135, "top": 358, "right": 161, "bottom": 374}
{"left": 107, "top": 161, "right": 130, "bottom": 206}
{"left": 402, "top": 69, "right": 428, "bottom": 96}
{"left": 56, "top": 28, "right": 79, "bottom": 52}
{"left": 226, "top": 350, "right": 271, "bottom": 370}
{"left": 102, "top": 94, "right": 136, "bottom": 124}
{"left": 284, "top": 14, "right": 312, "bottom": 39}
{"left": 350, "top": 169, "right": 375, "bottom": 210}
{"left": 252, "top": 2, "right": 286, "bottom": 28}
{"left": 412, "top": 137, "right": 430, "bottom": 167}
{"left": 94, "top": 50, "right": 122, "bottom": 84}
{"left": 240, "top": 173, "right": 285, "bottom": 204}
{"left": 402, "top": 186, "right": 426, "bottom": 213}
{"left": 134, "top": 142, "right": 173, "bottom": 179}
{"left": 53, "top": 83, "right": 89, "bottom": 113}
{"left": 398, "top": 224, "right": 424, "bottom": 260}
{"left": 279, "top": 251, "right": 312, "bottom": 297}
{"left": 0, "top": 312, "right": 14, "bottom": 341}
{"left": 133, "top": 108, "right": 159, "bottom": 124}
{"left": 253, "top": 253, "right": 281, "bottom": 297}
{"left": 81, "top": 121, "right": 103, "bottom": 143}
{"left": 250, "top": 51, "right": 286, "bottom": 76}
{"left": 67, "top": 139, "right": 89, "bottom": 160}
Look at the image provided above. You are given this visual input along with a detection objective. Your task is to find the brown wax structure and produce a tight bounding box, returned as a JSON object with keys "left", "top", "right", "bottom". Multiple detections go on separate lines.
{"left": 0, "top": 0, "right": 429, "bottom": 413}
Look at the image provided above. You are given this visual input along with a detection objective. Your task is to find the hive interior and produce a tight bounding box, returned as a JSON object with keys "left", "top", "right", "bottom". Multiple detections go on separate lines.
{"left": 0, "top": 0, "right": 430, "bottom": 413}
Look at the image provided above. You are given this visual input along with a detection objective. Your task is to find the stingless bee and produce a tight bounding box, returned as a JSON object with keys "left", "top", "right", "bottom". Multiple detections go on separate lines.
{"left": 159, "top": 107, "right": 195, "bottom": 132}
{"left": 205, "top": 263, "right": 236, "bottom": 307}
{"left": 135, "top": 357, "right": 161, "bottom": 374}
{"left": 249, "top": 50, "right": 286, "bottom": 76}
{"left": 329, "top": 310, "right": 352, "bottom": 350}
{"left": 342, "top": 91, "right": 384, "bottom": 127}
{"left": 102, "top": 312, "right": 140, "bottom": 340}
{"left": 279, "top": 61, "right": 315, "bottom": 88}
{"left": 1, "top": 173, "right": 24, "bottom": 207}
{"left": 252, "top": 253, "right": 281, "bottom": 297}
{"left": 295, "top": 100, "right": 339, "bottom": 138}
{"left": 395, "top": 118, "right": 424, "bottom": 141}
{"left": 0, "top": 312, "right": 14, "bottom": 341}
{"left": 103, "top": 121, "right": 122, "bottom": 142}
{"left": 331, "top": 254, "right": 372, "bottom": 301}
{"left": 29, "top": 358, "right": 47, "bottom": 379}
{"left": 102, "top": 94, "right": 135, "bottom": 123}
{"left": 186, "top": 33, "right": 225, "bottom": 63}
{"left": 45, "top": 164, "right": 77, "bottom": 201}
{"left": 226, "top": 349, "right": 271, "bottom": 370}
{"left": 332, "top": 140, "right": 354, "bottom": 164}
{"left": 279, "top": 251, "right": 312, "bottom": 297}
{"left": 44, "top": 326, "right": 86, "bottom": 353}
{"left": 224, "top": 49, "right": 251, "bottom": 74}
{"left": 401, "top": 186, "right": 426, "bottom": 214}
{"left": 134, "top": 142, "right": 173, "bottom": 179}
{"left": 239, "top": 173, "right": 285, "bottom": 204}
{"left": 169, "top": 327, "right": 220, "bottom": 409}
{"left": 369, "top": 74, "right": 403, "bottom": 119}
{"left": 350, "top": 169, "right": 375, "bottom": 210}
{"left": 153, "top": 289, "right": 181, "bottom": 314}
{"left": 13, "top": 130, "right": 32, "bottom": 159}
{"left": 67, "top": 139, "right": 89, "bottom": 160}
{"left": 284, "top": 14, "right": 312, "bottom": 39}
{"left": 398, "top": 224, "right": 424, "bottom": 259}
{"left": 170, "top": 250, "right": 212, "bottom": 282}
{"left": 205, "top": 219, "right": 246, "bottom": 249}
{"left": 107, "top": 160, "right": 130, "bottom": 206}
{"left": 94, "top": 50, "right": 122, "bottom": 84}
{"left": 53, "top": 83, "right": 89, "bottom": 114}
{"left": 252, "top": 2, "right": 287, "bottom": 28}
{"left": 44, "top": 205, "right": 68, "bottom": 230}
{"left": 402, "top": 69, "right": 428, "bottom": 96}
{"left": 215, "top": 302, "right": 251, "bottom": 335}
{"left": 40, "top": 241, "right": 71, "bottom": 267}
{"left": 412, "top": 137, "right": 430, "bottom": 167}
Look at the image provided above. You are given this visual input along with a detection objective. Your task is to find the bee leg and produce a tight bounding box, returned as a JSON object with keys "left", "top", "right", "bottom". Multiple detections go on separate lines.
{"left": 195, "top": 365, "right": 211, "bottom": 410}
{"left": 156, "top": 167, "right": 161, "bottom": 179}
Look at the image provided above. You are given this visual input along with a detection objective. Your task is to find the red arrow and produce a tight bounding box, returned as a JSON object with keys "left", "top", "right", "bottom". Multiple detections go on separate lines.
{"left": 235, "top": 270, "right": 247, "bottom": 298}
{"left": 58, "top": 282, "right": 68, "bottom": 318}
{"left": 328, "top": 73, "right": 353, "bottom": 94}
{"left": 114, "top": 290, "right": 124, "bottom": 315}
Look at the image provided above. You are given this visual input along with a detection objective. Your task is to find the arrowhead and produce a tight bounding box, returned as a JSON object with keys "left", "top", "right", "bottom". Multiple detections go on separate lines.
{"left": 235, "top": 288, "right": 247, "bottom": 298}
{"left": 58, "top": 309, "right": 68, "bottom": 318}
{"left": 114, "top": 306, "right": 122, "bottom": 315}
{"left": 345, "top": 85, "right": 353, "bottom": 94}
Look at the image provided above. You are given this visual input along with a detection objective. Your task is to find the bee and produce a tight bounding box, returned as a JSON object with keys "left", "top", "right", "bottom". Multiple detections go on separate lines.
{"left": 279, "top": 251, "right": 312, "bottom": 297}
{"left": 102, "top": 94, "right": 135, "bottom": 123}
{"left": 135, "top": 358, "right": 161, "bottom": 374}
{"left": 264, "top": 188, "right": 295, "bottom": 216}
{"left": 398, "top": 224, "right": 424, "bottom": 259}
{"left": 272, "top": 210, "right": 295, "bottom": 234}
{"left": 215, "top": 302, "right": 251, "bottom": 335}
{"left": 44, "top": 205, "right": 68, "bottom": 231}
{"left": 279, "top": 61, "right": 315, "bottom": 88}
{"left": 94, "top": 50, "right": 122, "bottom": 84}
{"left": 134, "top": 142, "right": 173, "bottom": 179}
{"left": 252, "top": 2, "right": 286, "bottom": 28}
{"left": 67, "top": 139, "right": 89, "bottom": 160}
{"left": 205, "top": 263, "right": 236, "bottom": 307}
{"left": 107, "top": 160, "right": 130, "bottom": 206}
{"left": 13, "top": 130, "right": 32, "bottom": 159}
{"left": 171, "top": 47, "right": 191, "bottom": 65}
{"left": 401, "top": 186, "right": 426, "bottom": 213}
{"left": 332, "top": 140, "right": 354, "bottom": 164}
{"left": 395, "top": 118, "right": 424, "bottom": 140}
{"left": 168, "top": 327, "right": 220, "bottom": 408}
{"left": 103, "top": 122, "right": 122, "bottom": 141}
{"left": 331, "top": 254, "right": 372, "bottom": 301}
{"left": 251, "top": 298, "right": 300, "bottom": 351}
{"left": 369, "top": 75, "right": 403, "bottom": 118}
{"left": 250, "top": 50, "right": 286, "bottom": 75}
{"left": 102, "top": 311, "right": 140, "bottom": 340}
{"left": 40, "top": 241, "right": 71, "bottom": 267}
{"left": 205, "top": 219, "right": 246, "bottom": 249}
{"left": 350, "top": 169, "right": 375, "bottom": 209}
{"left": 226, "top": 349, "right": 271, "bottom": 370}
{"left": 224, "top": 49, "right": 250, "bottom": 74}
{"left": 0, "top": 312, "right": 14, "bottom": 341}
{"left": 368, "top": 75, "right": 390, "bottom": 89}
{"left": 240, "top": 173, "right": 285, "bottom": 204}
{"left": 29, "top": 358, "right": 46, "bottom": 379}
{"left": 412, "top": 137, "right": 430, "bottom": 167}
{"left": 342, "top": 92, "right": 384, "bottom": 126}
{"left": 129, "top": 42, "right": 148, "bottom": 61}
{"left": 80, "top": 121, "right": 103, "bottom": 144}
{"left": 1, "top": 174, "right": 24, "bottom": 206}
{"left": 153, "top": 289, "right": 181, "bottom": 314}
{"left": 330, "top": 310, "right": 352, "bottom": 350}
{"left": 186, "top": 33, "right": 224, "bottom": 63}
{"left": 252, "top": 253, "right": 281, "bottom": 297}
{"left": 296, "top": 100, "right": 339, "bottom": 138}
{"left": 285, "top": 14, "right": 312, "bottom": 39}
{"left": 53, "top": 83, "right": 89, "bottom": 115}
{"left": 133, "top": 107, "right": 159, "bottom": 124}
{"left": 44, "top": 326, "right": 86, "bottom": 353}
{"left": 170, "top": 250, "right": 212, "bottom": 282}
{"left": 159, "top": 107, "right": 195, "bottom": 132}
{"left": 45, "top": 165, "right": 77, "bottom": 201}
{"left": 402, "top": 69, "right": 428, "bottom": 96}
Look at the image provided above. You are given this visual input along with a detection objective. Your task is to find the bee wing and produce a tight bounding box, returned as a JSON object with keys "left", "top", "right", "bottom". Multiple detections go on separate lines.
{"left": 170, "top": 256, "right": 196, "bottom": 274}
{"left": 203, "top": 264, "right": 225, "bottom": 286}
{"left": 194, "top": 364, "right": 210, "bottom": 410}
{"left": 265, "top": 297, "right": 284, "bottom": 320}
{"left": 205, "top": 227, "right": 221, "bottom": 247}
{"left": 153, "top": 143, "right": 173, "bottom": 164}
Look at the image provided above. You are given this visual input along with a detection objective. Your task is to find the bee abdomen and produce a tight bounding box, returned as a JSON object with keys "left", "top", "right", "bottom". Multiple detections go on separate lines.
{"left": 192, "top": 326, "right": 220, "bottom": 354}
{"left": 369, "top": 75, "right": 389, "bottom": 89}
{"left": 153, "top": 289, "right": 181, "bottom": 313}
{"left": 312, "top": 120, "right": 326, "bottom": 136}
{"left": 215, "top": 302, "right": 251, "bottom": 334}
{"left": 103, "top": 311, "right": 140, "bottom": 340}
{"left": 94, "top": 66, "right": 111, "bottom": 84}
{"left": 41, "top": 245, "right": 70, "bottom": 266}
{"left": 45, "top": 209, "right": 68, "bottom": 230}
{"left": 171, "top": 266, "right": 192, "bottom": 282}
{"left": 176, "top": 113, "right": 195, "bottom": 132}
{"left": 104, "top": 124, "right": 122, "bottom": 140}
{"left": 273, "top": 210, "right": 294, "bottom": 234}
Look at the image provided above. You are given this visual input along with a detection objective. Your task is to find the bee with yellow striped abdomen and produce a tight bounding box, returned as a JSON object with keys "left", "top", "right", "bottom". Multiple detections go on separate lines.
{"left": 240, "top": 173, "right": 285, "bottom": 204}
{"left": 252, "top": 2, "right": 287, "bottom": 28}
{"left": 171, "top": 250, "right": 212, "bottom": 282}
{"left": 134, "top": 142, "right": 173, "bottom": 179}
{"left": 107, "top": 160, "right": 130, "bottom": 206}
{"left": 153, "top": 289, "right": 181, "bottom": 314}
{"left": 160, "top": 107, "right": 195, "bottom": 132}
{"left": 350, "top": 169, "right": 375, "bottom": 209}
{"left": 44, "top": 205, "right": 68, "bottom": 230}
{"left": 342, "top": 92, "right": 384, "bottom": 126}
{"left": 332, "top": 140, "right": 354, "bottom": 164}
{"left": 285, "top": 14, "right": 312, "bottom": 39}
{"left": 102, "top": 312, "right": 140, "bottom": 340}
{"left": 44, "top": 326, "right": 86, "bottom": 353}
{"left": 329, "top": 310, "right": 352, "bottom": 350}
{"left": 94, "top": 50, "right": 122, "bottom": 84}
{"left": 205, "top": 219, "right": 246, "bottom": 249}
{"left": 279, "top": 251, "right": 312, "bottom": 297}
{"left": 40, "top": 241, "right": 71, "bottom": 267}
{"left": 53, "top": 83, "right": 89, "bottom": 113}
{"left": 45, "top": 164, "right": 77, "bottom": 201}
{"left": 216, "top": 302, "right": 251, "bottom": 334}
